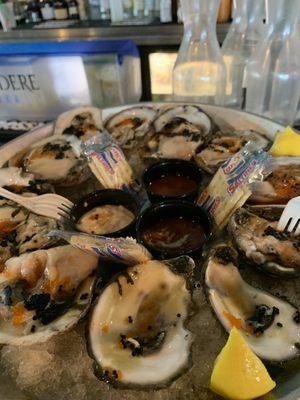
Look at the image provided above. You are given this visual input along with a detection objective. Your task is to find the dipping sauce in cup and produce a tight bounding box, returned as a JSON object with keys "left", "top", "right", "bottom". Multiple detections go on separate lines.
{"left": 142, "top": 160, "right": 203, "bottom": 203}
{"left": 136, "top": 201, "right": 212, "bottom": 259}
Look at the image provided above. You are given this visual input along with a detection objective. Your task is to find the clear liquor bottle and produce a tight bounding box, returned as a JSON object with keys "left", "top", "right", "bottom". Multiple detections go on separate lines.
{"left": 222, "top": 0, "right": 265, "bottom": 108}
{"left": 172, "top": 0, "right": 226, "bottom": 106}
{"left": 245, "top": 0, "right": 300, "bottom": 125}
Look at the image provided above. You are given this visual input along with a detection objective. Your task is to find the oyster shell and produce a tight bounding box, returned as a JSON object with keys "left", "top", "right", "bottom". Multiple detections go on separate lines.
{"left": 0, "top": 245, "right": 99, "bottom": 345}
{"left": 195, "top": 130, "right": 270, "bottom": 174}
{"left": 55, "top": 106, "right": 102, "bottom": 141}
{"left": 11, "top": 135, "right": 89, "bottom": 187}
{"left": 105, "top": 106, "right": 157, "bottom": 150}
{"left": 205, "top": 244, "right": 300, "bottom": 362}
{"left": 229, "top": 208, "right": 300, "bottom": 276}
{"left": 88, "top": 257, "right": 194, "bottom": 388}
{"left": 147, "top": 105, "right": 212, "bottom": 160}
{"left": 250, "top": 157, "right": 300, "bottom": 204}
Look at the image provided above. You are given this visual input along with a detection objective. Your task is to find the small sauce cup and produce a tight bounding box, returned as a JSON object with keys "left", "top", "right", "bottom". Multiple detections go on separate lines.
{"left": 70, "top": 189, "right": 140, "bottom": 238}
{"left": 142, "top": 159, "right": 203, "bottom": 203}
{"left": 136, "top": 201, "right": 213, "bottom": 259}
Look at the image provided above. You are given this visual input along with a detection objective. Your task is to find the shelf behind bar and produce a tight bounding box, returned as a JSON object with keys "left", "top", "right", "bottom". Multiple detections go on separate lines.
{"left": 0, "top": 23, "right": 230, "bottom": 45}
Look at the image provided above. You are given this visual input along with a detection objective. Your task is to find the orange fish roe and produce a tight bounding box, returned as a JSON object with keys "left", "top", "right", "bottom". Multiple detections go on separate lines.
{"left": 10, "top": 303, "right": 26, "bottom": 326}
{"left": 223, "top": 310, "right": 243, "bottom": 329}
{"left": 0, "top": 221, "right": 17, "bottom": 236}
{"left": 101, "top": 324, "right": 109, "bottom": 333}
{"left": 244, "top": 323, "right": 254, "bottom": 335}
{"left": 117, "top": 370, "right": 122, "bottom": 381}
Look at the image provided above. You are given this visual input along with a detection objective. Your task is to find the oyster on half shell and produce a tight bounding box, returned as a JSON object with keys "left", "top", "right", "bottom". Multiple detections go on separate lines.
{"left": 10, "top": 135, "right": 89, "bottom": 187}
{"left": 105, "top": 106, "right": 157, "bottom": 150}
{"left": 229, "top": 207, "right": 300, "bottom": 276}
{"left": 55, "top": 106, "right": 102, "bottom": 141}
{"left": 0, "top": 245, "right": 99, "bottom": 345}
{"left": 195, "top": 130, "right": 270, "bottom": 174}
{"left": 147, "top": 105, "right": 212, "bottom": 160}
{"left": 205, "top": 244, "right": 300, "bottom": 362}
{"left": 249, "top": 157, "right": 300, "bottom": 204}
{"left": 88, "top": 257, "right": 194, "bottom": 388}
{"left": 0, "top": 198, "right": 59, "bottom": 271}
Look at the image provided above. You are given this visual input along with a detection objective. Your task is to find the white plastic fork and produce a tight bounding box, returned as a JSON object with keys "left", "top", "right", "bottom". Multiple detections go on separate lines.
{"left": 0, "top": 187, "right": 74, "bottom": 220}
{"left": 277, "top": 196, "right": 300, "bottom": 235}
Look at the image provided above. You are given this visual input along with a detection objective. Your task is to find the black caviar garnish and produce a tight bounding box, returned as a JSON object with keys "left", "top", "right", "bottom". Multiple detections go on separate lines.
{"left": 246, "top": 305, "right": 279, "bottom": 334}
{"left": 293, "top": 310, "right": 300, "bottom": 324}
{"left": 177, "top": 313, "right": 181, "bottom": 318}
{"left": 24, "top": 293, "right": 51, "bottom": 312}
{"left": 80, "top": 293, "right": 89, "bottom": 300}
{"left": 112, "top": 370, "right": 118, "bottom": 379}
{"left": 30, "top": 325, "right": 36, "bottom": 333}
{"left": 277, "top": 322, "right": 283, "bottom": 328}
{"left": 128, "top": 316, "right": 133, "bottom": 323}
{"left": 215, "top": 246, "right": 237, "bottom": 265}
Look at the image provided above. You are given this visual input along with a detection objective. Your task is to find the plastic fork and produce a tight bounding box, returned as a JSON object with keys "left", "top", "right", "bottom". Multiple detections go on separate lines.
{"left": 0, "top": 187, "right": 74, "bottom": 220}
{"left": 277, "top": 196, "right": 300, "bottom": 235}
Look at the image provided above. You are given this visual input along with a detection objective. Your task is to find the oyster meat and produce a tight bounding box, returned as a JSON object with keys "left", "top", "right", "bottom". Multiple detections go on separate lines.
{"left": 250, "top": 157, "right": 300, "bottom": 204}
{"left": 16, "top": 212, "right": 58, "bottom": 253}
{"left": 0, "top": 245, "right": 99, "bottom": 345}
{"left": 105, "top": 106, "right": 157, "bottom": 149}
{"left": 0, "top": 199, "right": 59, "bottom": 270}
{"left": 11, "top": 135, "right": 88, "bottom": 187}
{"left": 147, "top": 105, "right": 212, "bottom": 160}
{"left": 205, "top": 244, "right": 300, "bottom": 362}
{"left": 229, "top": 208, "right": 300, "bottom": 276}
{"left": 88, "top": 258, "right": 194, "bottom": 388}
{"left": 0, "top": 167, "right": 34, "bottom": 190}
{"left": 55, "top": 106, "right": 102, "bottom": 141}
{"left": 195, "top": 130, "right": 270, "bottom": 174}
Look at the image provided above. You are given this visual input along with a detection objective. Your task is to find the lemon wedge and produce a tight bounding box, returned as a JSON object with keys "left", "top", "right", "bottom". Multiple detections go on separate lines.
{"left": 269, "top": 126, "right": 300, "bottom": 156}
{"left": 210, "top": 328, "right": 276, "bottom": 400}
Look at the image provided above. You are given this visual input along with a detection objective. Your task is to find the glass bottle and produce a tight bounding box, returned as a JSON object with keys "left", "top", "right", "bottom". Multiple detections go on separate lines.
{"left": 89, "top": 0, "right": 100, "bottom": 19}
{"left": 27, "top": 0, "right": 42, "bottom": 21}
{"left": 160, "top": 0, "right": 171, "bottom": 23}
{"left": 222, "top": 0, "right": 265, "bottom": 108}
{"left": 122, "top": 0, "right": 133, "bottom": 19}
{"left": 144, "top": 0, "right": 155, "bottom": 20}
{"left": 40, "top": 0, "right": 54, "bottom": 19}
{"left": 54, "top": 0, "right": 68, "bottom": 18}
{"left": 154, "top": 0, "right": 160, "bottom": 19}
{"left": 133, "top": 0, "right": 144, "bottom": 18}
{"left": 245, "top": 0, "right": 300, "bottom": 125}
{"left": 13, "top": 0, "right": 25, "bottom": 24}
{"left": 109, "top": 0, "right": 123, "bottom": 22}
{"left": 68, "top": 0, "right": 79, "bottom": 18}
{"left": 173, "top": 0, "right": 226, "bottom": 105}
{"left": 99, "top": 0, "right": 110, "bottom": 20}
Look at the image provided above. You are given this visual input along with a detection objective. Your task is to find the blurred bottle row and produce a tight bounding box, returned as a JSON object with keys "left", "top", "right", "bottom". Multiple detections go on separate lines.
{"left": 173, "top": 0, "right": 300, "bottom": 126}
{"left": 3, "top": 0, "right": 233, "bottom": 26}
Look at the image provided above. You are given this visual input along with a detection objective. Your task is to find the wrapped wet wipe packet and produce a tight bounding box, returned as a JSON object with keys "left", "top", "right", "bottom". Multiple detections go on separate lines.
{"left": 48, "top": 230, "right": 152, "bottom": 265}
{"left": 197, "top": 143, "right": 272, "bottom": 229}
{"left": 82, "top": 131, "right": 142, "bottom": 198}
